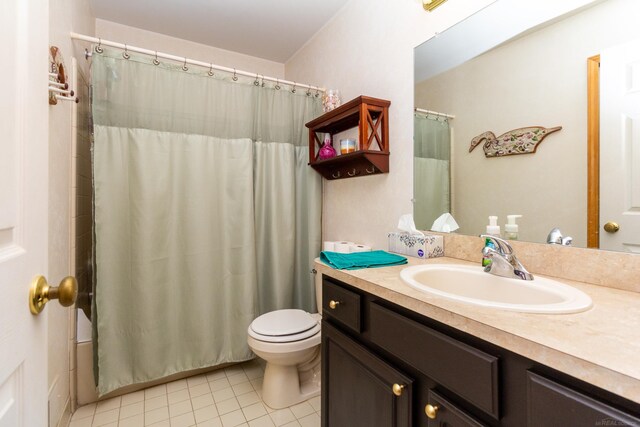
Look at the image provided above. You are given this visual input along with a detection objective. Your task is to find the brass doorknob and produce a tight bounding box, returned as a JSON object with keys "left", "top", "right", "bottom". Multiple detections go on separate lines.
{"left": 329, "top": 300, "right": 340, "bottom": 309}
{"left": 425, "top": 404, "right": 439, "bottom": 419}
{"left": 29, "top": 275, "right": 78, "bottom": 315}
{"left": 604, "top": 221, "right": 620, "bottom": 233}
{"left": 392, "top": 383, "right": 405, "bottom": 396}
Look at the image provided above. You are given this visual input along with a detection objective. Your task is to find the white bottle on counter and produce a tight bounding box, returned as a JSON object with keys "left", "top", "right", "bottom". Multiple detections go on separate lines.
{"left": 505, "top": 215, "right": 522, "bottom": 240}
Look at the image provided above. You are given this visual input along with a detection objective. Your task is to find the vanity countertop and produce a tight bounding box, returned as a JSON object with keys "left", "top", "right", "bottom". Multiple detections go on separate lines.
{"left": 314, "top": 256, "right": 640, "bottom": 403}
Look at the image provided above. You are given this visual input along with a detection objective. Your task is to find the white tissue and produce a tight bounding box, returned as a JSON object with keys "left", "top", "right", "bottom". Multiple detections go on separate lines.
{"left": 323, "top": 241, "right": 335, "bottom": 251}
{"left": 430, "top": 213, "right": 460, "bottom": 233}
{"left": 349, "top": 244, "right": 372, "bottom": 253}
{"left": 333, "top": 242, "right": 353, "bottom": 253}
{"left": 397, "top": 214, "right": 424, "bottom": 236}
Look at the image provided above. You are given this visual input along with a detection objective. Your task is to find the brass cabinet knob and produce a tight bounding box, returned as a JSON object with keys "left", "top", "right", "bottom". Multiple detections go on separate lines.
{"left": 604, "top": 221, "right": 620, "bottom": 233}
{"left": 329, "top": 300, "right": 340, "bottom": 309}
{"left": 29, "top": 275, "right": 78, "bottom": 315}
{"left": 425, "top": 404, "right": 439, "bottom": 419}
{"left": 392, "top": 383, "right": 405, "bottom": 396}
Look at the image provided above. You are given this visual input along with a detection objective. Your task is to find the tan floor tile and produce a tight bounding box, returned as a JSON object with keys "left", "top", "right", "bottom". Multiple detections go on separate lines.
{"left": 69, "top": 417, "right": 93, "bottom": 427}
{"left": 96, "top": 397, "right": 121, "bottom": 414}
{"left": 189, "top": 382, "right": 212, "bottom": 398}
{"left": 170, "top": 411, "right": 196, "bottom": 427}
{"left": 119, "top": 413, "right": 144, "bottom": 427}
{"left": 191, "top": 393, "right": 215, "bottom": 410}
{"left": 71, "top": 403, "right": 96, "bottom": 420}
{"left": 268, "top": 408, "right": 295, "bottom": 427}
{"left": 247, "top": 415, "right": 275, "bottom": 427}
{"left": 236, "top": 391, "right": 260, "bottom": 408}
{"left": 297, "top": 413, "right": 319, "bottom": 427}
{"left": 194, "top": 404, "right": 219, "bottom": 424}
{"left": 209, "top": 378, "right": 231, "bottom": 392}
{"left": 288, "top": 402, "right": 314, "bottom": 420}
{"left": 232, "top": 382, "right": 254, "bottom": 396}
{"left": 241, "top": 402, "right": 267, "bottom": 422}
{"left": 146, "top": 395, "right": 168, "bottom": 411}
{"left": 169, "top": 399, "right": 193, "bottom": 418}
{"left": 227, "top": 373, "right": 249, "bottom": 386}
{"left": 120, "top": 401, "right": 144, "bottom": 419}
{"left": 145, "top": 384, "right": 167, "bottom": 400}
{"left": 206, "top": 370, "right": 227, "bottom": 382}
{"left": 147, "top": 420, "right": 170, "bottom": 427}
{"left": 216, "top": 397, "right": 240, "bottom": 415}
{"left": 213, "top": 388, "right": 235, "bottom": 403}
{"left": 187, "top": 374, "right": 208, "bottom": 387}
{"left": 223, "top": 366, "right": 245, "bottom": 377}
{"left": 220, "top": 409, "right": 246, "bottom": 427}
{"left": 280, "top": 422, "right": 301, "bottom": 427}
{"left": 122, "top": 391, "right": 145, "bottom": 406}
{"left": 166, "top": 379, "right": 188, "bottom": 394}
{"left": 196, "top": 417, "right": 223, "bottom": 427}
{"left": 307, "top": 396, "right": 320, "bottom": 412}
{"left": 145, "top": 406, "right": 169, "bottom": 425}
{"left": 92, "top": 408, "right": 119, "bottom": 426}
{"left": 168, "top": 388, "right": 191, "bottom": 405}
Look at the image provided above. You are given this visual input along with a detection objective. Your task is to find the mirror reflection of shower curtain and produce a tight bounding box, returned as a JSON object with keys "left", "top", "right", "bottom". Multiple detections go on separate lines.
{"left": 91, "top": 49, "right": 322, "bottom": 396}
{"left": 414, "top": 114, "right": 451, "bottom": 230}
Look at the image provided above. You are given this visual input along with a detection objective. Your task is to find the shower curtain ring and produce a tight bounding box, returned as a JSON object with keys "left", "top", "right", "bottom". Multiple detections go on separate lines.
{"left": 261, "top": 75, "right": 265, "bottom": 87}
{"left": 291, "top": 83, "right": 296, "bottom": 94}
{"left": 122, "top": 44, "right": 130, "bottom": 59}
{"left": 254, "top": 73, "right": 260, "bottom": 86}
{"left": 275, "top": 79, "right": 280, "bottom": 90}
{"left": 315, "top": 88, "right": 320, "bottom": 98}
{"left": 95, "top": 38, "right": 104, "bottom": 54}
{"left": 232, "top": 68, "right": 238, "bottom": 81}
{"left": 208, "top": 63, "right": 214, "bottom": 76}
{"left": 306, "top": 87, "right": 312, "bottom": 97}
{"left": 182, "top": 58, "right": 189, "bottom": 71}
{"left": 153, "top": 51, "right": 160, "bottom": 66}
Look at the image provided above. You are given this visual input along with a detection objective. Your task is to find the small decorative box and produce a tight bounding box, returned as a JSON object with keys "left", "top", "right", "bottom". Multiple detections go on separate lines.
{"left": 388, "top": 232, "right": 444, "bottom": 259}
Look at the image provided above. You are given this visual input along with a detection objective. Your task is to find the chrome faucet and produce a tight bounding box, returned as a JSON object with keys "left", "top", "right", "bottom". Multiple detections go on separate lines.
{"left": 547, "top": 227, "right": 573, "bottom": 246}
{"left": 480, "top": 235, "right": 534, "bottom": 280}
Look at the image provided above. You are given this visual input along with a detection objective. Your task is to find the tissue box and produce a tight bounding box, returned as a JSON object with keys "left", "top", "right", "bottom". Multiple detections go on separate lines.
{"left": 388, "top": 232, "right": 444, "bottom": 259}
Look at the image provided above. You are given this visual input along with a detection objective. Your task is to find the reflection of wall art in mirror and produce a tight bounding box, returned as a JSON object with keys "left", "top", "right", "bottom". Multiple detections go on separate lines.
{"left": 469, "top": 126, "right": 562, "bottom": 158}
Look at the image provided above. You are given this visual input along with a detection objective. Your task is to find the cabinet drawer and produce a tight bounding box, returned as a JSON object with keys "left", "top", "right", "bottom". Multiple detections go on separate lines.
{"left": 424, "top": 390, "right": 487, "bottom": 427}
{"left": 527, "top": 371, "right": 640, "bottom": 426}
{"left": 369, "top": 302, "right": 499, "bottom": 418}
{"left": 322, "top": 278, "right": 361, "bottom": 333}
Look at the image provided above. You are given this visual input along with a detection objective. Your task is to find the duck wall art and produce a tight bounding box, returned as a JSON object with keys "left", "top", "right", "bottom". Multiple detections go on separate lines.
{"left": 469, "top": 126, "right": 562, "bottom": 158}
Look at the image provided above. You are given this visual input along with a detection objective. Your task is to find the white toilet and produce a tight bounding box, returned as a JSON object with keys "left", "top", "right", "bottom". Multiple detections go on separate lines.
{"left": 247, "top": 278, "right": 322, "bottom": 409}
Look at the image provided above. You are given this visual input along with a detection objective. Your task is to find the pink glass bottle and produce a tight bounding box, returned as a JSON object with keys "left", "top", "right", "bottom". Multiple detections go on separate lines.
{"left": 318, "top": 133, "right": 336, "bottom": 160}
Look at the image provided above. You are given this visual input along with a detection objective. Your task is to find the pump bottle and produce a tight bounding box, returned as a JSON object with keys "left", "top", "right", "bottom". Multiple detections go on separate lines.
{"left": 482, "top": 216, "right": 500, "bottom": 267}
{"left": 505, "top": 215, "right": 522, "bottom": 240}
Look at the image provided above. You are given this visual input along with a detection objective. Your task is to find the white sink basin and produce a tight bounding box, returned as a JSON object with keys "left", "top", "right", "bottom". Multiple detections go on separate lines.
{"left": 400, "top": 264, "right": 592, "bottom": 314}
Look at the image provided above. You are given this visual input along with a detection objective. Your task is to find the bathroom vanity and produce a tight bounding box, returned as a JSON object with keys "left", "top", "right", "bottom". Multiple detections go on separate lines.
{"left": 316, "top": 258, "right": 640, "bottom": 426}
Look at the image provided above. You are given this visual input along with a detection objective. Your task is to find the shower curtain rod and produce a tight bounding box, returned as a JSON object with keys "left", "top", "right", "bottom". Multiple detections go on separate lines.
{"left": 414, "top": 107, "right": 455, "bottom": 119}
{"left": 70, "top": 32, "right": 326, "bottom": 93}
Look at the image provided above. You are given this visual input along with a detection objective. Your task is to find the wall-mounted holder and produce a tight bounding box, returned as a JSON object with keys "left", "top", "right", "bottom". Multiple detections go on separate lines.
{"left": 469, "top": 126, "right": 562, "bottom": 158}
{"left": 49, "top": 46, "right": 78, "bottom": 104}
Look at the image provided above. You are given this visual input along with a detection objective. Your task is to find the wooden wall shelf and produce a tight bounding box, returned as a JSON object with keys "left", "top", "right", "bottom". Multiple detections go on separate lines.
{"left": 306, "top": 96, "right": 391, "bottom": 180}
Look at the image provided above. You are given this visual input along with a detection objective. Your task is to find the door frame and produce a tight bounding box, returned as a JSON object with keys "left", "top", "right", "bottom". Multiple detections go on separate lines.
{"left": 587, "top": 54, "right": 600, "bottom": 249}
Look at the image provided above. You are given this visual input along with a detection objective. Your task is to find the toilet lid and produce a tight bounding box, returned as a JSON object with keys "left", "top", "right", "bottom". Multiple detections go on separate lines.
{"left": 250, "top": 309, "right": 318, "bottom": 337}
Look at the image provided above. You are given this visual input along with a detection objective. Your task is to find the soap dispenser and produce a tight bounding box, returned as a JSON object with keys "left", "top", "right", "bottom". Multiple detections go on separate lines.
{"left": 505, "top": 215, "right": 522, "bottom": 240}
{"left": 482, "top": 216, "right": 500, "bottom": 267}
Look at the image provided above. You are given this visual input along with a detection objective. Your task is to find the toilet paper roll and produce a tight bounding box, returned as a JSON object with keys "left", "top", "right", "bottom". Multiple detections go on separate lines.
{"left": 323, "top": 241, "right": 335, "bottom": 251}
{"left": 333, "top": 242, "right": 352, "bottom": 253}
{"left": 350, "top": 244, "right": 372, "bottom": 253}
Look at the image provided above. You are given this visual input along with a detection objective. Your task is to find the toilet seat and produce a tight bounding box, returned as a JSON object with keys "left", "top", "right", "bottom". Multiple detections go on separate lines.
{"left": 249, "top": 309, "right": 320, "bottom": 343}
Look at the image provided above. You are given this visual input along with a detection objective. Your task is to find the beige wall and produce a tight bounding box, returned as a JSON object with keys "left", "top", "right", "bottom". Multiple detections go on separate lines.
{"left": 415, "top": 0, "right": 640, "bottom": 247}
{"left": 48, "top": 0, "right": 95, "bottom": 425}
{"left": 95, "top": 19, "right": 286, "bottom": 79}
{"left": 285, "top": 0, "right": 495, "bottom": 250}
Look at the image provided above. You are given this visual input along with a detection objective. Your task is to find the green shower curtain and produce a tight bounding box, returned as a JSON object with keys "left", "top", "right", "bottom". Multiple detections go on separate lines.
{"left": 91, "top": 49, "right": 322, "bottom": 396}
{"left": 414, "top": 114, "right": 451, "bottom": 230}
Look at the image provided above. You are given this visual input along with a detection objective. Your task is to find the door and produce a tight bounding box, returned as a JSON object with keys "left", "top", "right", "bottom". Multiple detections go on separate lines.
{"left": 322, "top": 321, "right": 413, "bottom": 427}
{"left": 0, "top": 1, "right": 50, "bottom": 426}
{"left": 600, "top": 39, "right": 640, "bottom": 253}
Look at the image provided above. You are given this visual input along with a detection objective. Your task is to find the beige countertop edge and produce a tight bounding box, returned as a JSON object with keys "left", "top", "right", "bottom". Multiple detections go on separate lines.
{"left": 314, "top": 257, "right": 640, "bottom": 404}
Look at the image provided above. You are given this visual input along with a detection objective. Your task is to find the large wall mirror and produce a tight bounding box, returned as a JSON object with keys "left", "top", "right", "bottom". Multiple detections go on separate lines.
{"left": 414, "top": 0, "right": 640, "bottom": 253}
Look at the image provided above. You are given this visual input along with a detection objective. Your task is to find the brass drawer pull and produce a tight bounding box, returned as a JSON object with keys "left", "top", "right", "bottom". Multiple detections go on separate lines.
{"left": 392, "top": 383, "right": 405, "bottom": 396}
{"left": 329, "top": 300, "right": 341, "bottom": 309}
{"left": 425, "top": 404, "right": 439, "bottom": 419}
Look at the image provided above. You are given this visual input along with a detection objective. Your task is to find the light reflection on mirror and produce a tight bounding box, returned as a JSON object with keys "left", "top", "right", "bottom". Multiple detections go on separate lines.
{"left": 413, "top": 0, "right": 640, "bottom": 253}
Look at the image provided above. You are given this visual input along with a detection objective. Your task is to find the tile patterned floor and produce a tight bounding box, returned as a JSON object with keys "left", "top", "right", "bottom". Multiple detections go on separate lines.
{"left": 69, "top": 360, "right": 321, "bottom": 427}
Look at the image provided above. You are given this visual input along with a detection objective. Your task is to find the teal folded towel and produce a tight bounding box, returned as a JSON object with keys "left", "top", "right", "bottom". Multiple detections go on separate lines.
{"left": 320, "top": 250, "right": 408, "bottom": 270}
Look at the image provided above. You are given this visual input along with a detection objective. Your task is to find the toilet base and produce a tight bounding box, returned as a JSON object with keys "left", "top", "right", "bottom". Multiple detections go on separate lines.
{"left": 261, "top": 347, "right": 321, "bottom": 409}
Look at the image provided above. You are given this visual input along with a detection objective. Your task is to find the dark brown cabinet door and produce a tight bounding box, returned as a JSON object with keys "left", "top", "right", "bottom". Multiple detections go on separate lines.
{"left": 425, "top": 390, "right": 487, "bottom": 427}
{"left": 527, "top": 372, "right": 640, "bottom": 426}
{"left": 322, "top": 320, "right": 413, "bottom": 427}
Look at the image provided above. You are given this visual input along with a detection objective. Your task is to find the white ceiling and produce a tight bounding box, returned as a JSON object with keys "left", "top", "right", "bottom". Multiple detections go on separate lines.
{"left": 88, "top": 0, "right": 349, "bottom": 63}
